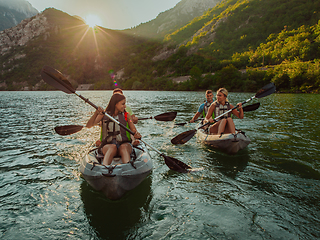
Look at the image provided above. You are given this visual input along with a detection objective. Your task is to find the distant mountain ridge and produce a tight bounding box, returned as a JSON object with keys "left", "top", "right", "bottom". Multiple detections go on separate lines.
{"left": 0, "top": 0, "right": 38, "bottom": 31}
{"left": 127, "top": 0, "right": 221, "bottom": 38}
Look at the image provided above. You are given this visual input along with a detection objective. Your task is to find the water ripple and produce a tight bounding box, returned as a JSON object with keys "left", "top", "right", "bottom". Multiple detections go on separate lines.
{"left": 0, "top": 91, "right": 319, "bottom": 239}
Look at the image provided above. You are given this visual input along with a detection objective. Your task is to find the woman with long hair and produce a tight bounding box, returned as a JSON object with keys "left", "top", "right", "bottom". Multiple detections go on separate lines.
{"left": 86, "top": 93, "right": 141, "bottom": 165}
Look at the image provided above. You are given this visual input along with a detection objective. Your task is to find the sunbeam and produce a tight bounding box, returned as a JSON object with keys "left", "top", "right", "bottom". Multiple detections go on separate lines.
{"left": 74, "top": 26, "right": 91, "bottom": 52}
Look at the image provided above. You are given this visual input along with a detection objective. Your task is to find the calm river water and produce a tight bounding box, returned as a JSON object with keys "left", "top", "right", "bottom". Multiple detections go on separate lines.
{"left": 0, "top": 90, "right": 319, "bottom": 239}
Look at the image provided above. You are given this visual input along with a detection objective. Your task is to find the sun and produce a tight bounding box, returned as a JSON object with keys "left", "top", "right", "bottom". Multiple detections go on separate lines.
{"left": 85, "top": 14, "right": 102, "bottom": 28}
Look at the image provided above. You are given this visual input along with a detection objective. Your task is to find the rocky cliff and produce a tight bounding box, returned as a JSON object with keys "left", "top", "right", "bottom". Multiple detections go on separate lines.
{"left": 0, "top": 14, "right": 50, "bottom": 56}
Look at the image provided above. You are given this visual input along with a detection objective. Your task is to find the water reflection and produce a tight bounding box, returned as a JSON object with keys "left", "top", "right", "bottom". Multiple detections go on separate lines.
{"left": 203, "top": 146, "right": 249, "bottom": 178}
{"left": 80, "top": 176, "right": 152, "bottom": 239}
{"left": 1, "top": 91, "right": 320, "bottom": 239}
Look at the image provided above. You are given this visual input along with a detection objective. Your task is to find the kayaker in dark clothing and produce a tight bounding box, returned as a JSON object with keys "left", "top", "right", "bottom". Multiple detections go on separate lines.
{"left": 204, "top": 88, "right": 243, "bottom": 135}
{"left": 86, "top": 93, "right": 141, "bottom": 165}
{"left": 190, "top": 90, "right": 214, "bottom": 123}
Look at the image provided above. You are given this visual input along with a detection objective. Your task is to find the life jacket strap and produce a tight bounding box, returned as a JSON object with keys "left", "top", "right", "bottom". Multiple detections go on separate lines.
{"left": 107, "top": 131, "right": 120, "bottom": 136}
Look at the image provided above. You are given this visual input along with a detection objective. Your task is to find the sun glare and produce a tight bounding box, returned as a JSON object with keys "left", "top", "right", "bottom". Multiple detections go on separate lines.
{"left": 85, "top": 14, "right": 102, "bottom": 28}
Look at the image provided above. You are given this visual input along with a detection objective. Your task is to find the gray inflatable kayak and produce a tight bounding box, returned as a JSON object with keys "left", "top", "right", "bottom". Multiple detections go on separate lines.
{"left": 79, "top": 142, "right": 153, "bottom": 200}
{"left": 197, "top": 128, "right": 250, "bottom": 154}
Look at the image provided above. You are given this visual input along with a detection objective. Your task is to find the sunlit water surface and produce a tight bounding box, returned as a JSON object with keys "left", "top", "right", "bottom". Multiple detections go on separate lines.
{"left": 0, "top": 91, "right": 319, "bottom": 239}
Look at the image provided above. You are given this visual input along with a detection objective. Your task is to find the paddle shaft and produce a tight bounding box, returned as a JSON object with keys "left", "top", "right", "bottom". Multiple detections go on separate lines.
{"left": 138, "top": 117, "right": 153, "bottom": 120}
{"left": 175, "top": 118, "right": 203, "bottom": 126}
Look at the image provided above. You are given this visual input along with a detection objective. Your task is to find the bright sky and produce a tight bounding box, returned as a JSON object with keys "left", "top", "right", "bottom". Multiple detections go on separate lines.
{"left": 27, "top": 0, "right": 181, "bottom": 30}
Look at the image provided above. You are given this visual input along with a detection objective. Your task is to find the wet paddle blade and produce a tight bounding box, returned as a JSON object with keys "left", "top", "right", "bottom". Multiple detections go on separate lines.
{"left": 255, "top": 82, "right": 276, "bottom": 99}
{"left": 55, "top": 125, "right": 84, "bottom": 135}
{"left": 154, "top": 111, "right": 177, "bottom": 121}
{"left": 41, "top": 66, "right": 75, "bottom": 94}
{"left": 243, "top": 102, "right": 260, "bottom": 112}
{"left": 171, "top": 129, "right": 197, "bottom": 145}
{"left": 162, "top": 154, "right": 191, "bottom": 173}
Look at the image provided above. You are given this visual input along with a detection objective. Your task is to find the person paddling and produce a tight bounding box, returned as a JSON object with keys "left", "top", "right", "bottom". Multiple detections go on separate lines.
{"left": 113, "top": 88, "right": 138, "bottom": 124}
{"left": 204, "top": 88, "right": 243, "bottom": 135}
{"left": 91, "top": 88, "right": 137, "bottom": 147}
{"left": 190, "top": 90, "right": 214, "bottom": 123}
{"left": 86, "top": 93, "right": 141, "bottom": 165}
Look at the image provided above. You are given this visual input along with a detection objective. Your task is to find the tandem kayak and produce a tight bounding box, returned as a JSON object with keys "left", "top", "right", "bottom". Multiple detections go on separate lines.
{"left": 197, "top": 128, "right": 250, "bottom": 154}
{"left": 79, "top": 142, "right": 153, "bottom": 200}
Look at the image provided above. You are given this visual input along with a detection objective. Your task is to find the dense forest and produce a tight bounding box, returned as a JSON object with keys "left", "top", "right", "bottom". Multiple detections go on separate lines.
{"left": 120, "top": 0, "right": 320, "bottom": 93}
{"left": 1, "top": 0, "right": 319, "bottom": 93}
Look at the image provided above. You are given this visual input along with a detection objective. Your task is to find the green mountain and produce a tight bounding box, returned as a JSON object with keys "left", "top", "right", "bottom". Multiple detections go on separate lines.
{"left": 125, "top": 0, "right": 220, "bottom": 39}
{"left": 1, "top": 0, "right": 320, "bottom": 93}
{"left": 125, "top": 0, "right": 320, "bottom": 92}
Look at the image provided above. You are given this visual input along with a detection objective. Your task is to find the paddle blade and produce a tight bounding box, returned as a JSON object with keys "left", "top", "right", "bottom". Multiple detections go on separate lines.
{"left": 243, "top": 102, "right": 260, "bottom": 112}
{"left": 162, "top": 154, "right": 191, "bottom": 173}
{"left": 55, "top": 125, "right": 84, "bottom": 135}
{"left": 171, "top": 129, "right": 197, "bottom": 145}
{"left": 255, "top": 82, "right": 276, "bottom": 98}
{"left": 154, "top": 111, "right": 177, "bottom": 121}
{"left": 41, "top": 66, "right": 75, "bottom": 94}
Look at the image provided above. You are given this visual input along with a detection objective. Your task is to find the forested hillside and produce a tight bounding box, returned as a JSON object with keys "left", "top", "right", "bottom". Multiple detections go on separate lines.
{"left": 1, "top": 0, "right": 319, "bottom": 93}
{"left": 122, "top": 0, "right": 320, "bottom": 93}
{"left": 0, "top": 9, "right": 147, "bottom": 90}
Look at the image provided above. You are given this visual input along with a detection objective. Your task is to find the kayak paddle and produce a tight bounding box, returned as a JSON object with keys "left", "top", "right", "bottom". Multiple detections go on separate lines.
{"left": 55, "top": 111, "right": 178, "bottom": 136}
{"left": 174, "top": 102, "right": 261, "bottom": 126}
{"left": 242, "top": 102, "right": 260, "bottom": 112}
{"left": 41, "top": 66, "right": 194, "bottom": 173}
{"left": 171, "top": 83, "right": 276, "bottom": 145}
{"left": 55, "top": 125, "right": 84, "bottom": 136}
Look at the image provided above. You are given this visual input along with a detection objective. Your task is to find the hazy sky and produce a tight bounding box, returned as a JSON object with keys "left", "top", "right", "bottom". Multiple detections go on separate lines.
{"left": 27, "top": 0, "right": 181, "bottom": 30}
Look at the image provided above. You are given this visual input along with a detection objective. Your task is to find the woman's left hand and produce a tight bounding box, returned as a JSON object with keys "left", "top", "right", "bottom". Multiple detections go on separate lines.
{"left": 237, "top": 103, "right": 243, "bottom": 109}
{"left": 134, "top": 131, "right": 141, "bottom": 139}
{"left": 132, "top": 140, "right": 140, "bottom": 146}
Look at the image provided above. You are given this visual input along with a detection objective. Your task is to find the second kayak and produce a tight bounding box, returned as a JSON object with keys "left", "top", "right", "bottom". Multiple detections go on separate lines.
{"left": 197, "top": 128, "right": 250, "bottom": 154}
